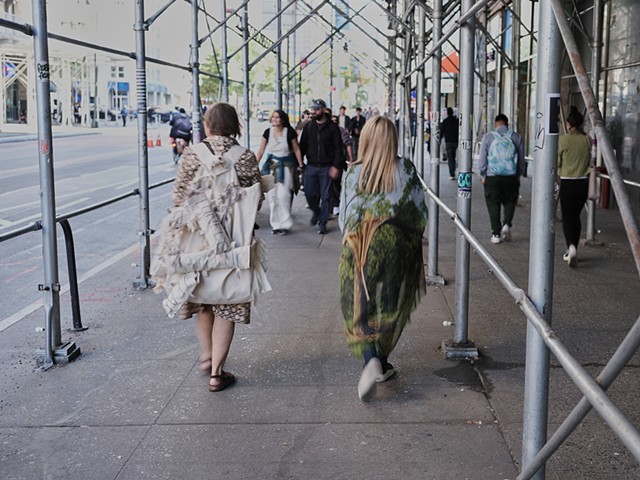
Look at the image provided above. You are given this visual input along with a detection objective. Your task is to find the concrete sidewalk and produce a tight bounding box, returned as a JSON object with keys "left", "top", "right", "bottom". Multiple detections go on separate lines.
{"left": 0, "top": 167, "right": 638, "bottom": 480}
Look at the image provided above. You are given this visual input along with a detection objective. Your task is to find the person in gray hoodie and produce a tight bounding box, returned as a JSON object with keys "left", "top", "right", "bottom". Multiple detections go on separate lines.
{"left": 478, "top": 113, "right": 525, "bottom": 244}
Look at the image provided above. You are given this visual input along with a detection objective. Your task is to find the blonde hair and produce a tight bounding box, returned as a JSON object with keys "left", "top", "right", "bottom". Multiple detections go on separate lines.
{"left": 355, "top": 116, "right": 398, "bottom": 194}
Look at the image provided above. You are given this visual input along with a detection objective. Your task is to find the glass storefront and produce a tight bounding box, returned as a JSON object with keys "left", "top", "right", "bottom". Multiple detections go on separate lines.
{"left": 604, "top": 0, "right": 640, "bottom": 197}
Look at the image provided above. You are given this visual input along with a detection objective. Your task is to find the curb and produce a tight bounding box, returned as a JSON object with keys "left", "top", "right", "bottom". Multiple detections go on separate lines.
{"left": 0, "top": 130, "right": 102, "bottom": 144}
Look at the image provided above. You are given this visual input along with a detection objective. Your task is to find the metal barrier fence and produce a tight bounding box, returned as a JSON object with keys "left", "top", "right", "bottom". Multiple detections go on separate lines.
{"left": 402, "top": 0, "right": 640, "bottom": 477}
{"left": 0, "top": 177, "right": 174, "bottom": 368}
{"left": 417, "top": 176, "right": 640, "bottom": 478}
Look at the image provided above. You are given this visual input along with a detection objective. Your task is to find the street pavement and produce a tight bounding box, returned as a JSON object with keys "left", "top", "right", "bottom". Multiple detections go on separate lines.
{"left": 0, "top": 151, "right": 639, "bottom": 479}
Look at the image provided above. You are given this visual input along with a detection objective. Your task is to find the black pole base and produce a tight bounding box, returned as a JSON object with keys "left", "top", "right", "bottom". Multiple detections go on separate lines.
{"left": 442, "top": 339, "right": 479, "bottom": 361}
{"left": 35, "top": 341, "right": 81, "bottom": 368}
{"left": 132, "top": 277, "right": 155, "bottom": 290}
{"left": 426, "top": 274, "right": 446, "bottom": 286}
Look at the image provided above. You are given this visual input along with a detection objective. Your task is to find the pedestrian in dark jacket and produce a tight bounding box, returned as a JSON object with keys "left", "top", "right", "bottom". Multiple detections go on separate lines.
{"left": 338, "top": 105, "right": 351, "bottom": 131}
{"left": 349, "top": 107, "right": 366, "bottom": 159}
{"left": 440, "top": 107, "right": 459, "bottom": 180}
{"left": 299, "top": 99, "right": 343, "bottom": 235}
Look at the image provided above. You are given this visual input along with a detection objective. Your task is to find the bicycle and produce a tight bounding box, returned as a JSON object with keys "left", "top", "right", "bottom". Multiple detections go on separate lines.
{"left": 171, "top": 137, "right": 187, "bottom": 164}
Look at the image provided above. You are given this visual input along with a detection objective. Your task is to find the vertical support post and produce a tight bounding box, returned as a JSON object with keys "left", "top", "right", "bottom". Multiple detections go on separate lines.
{"left": 511, "top": 0, "right": 520, "bottom": 130}
{"left": 133, "top": 0, "right": 152, "bottom": 289}
{"left": 92, "top": 53, "right": 98, "bottom": 128}
{"left": 444, "top": 0, "right": 478, "bottom": 359}
{"left": 32, "top": 0, "right": 80, "bottom": 368}
{"left": 403, "top": 9, "right": 414, "bottom": 162}
{"left": 398, "top": 23, "right": 407, "bottom": 157}
{"left": 298, "top": 67, "right": 302, "bottom": 120}
{"left": 416, "top": 4, "right": 426, "bottom": 176}
{"left": 276, "top": 0, "right": 283, "bottom": 110}
{"left": 292, "top": 3, "right": 298, "bottom": 118}
{"left": 191, "top": 0, "right": 201, "bottom": 144}
{"left": 32, "top": 0, "right": 59, "bottom": 366}
{"left": 482, "top": 6, "right": 489, "bottom": 141}
{"left": 221, "top": 0, "right": 229, "bottom": 103}
{"left": 586, "top": 0, "right": 602, "bottom": 243}
{"left": 601, "top": 0, "right": 611, "bottom": 125}
{"left": 521, "top": 0, "right": 561, "bottom": 477}
{"left": 285, "top": 36, "right": 291, "bottom": 112}
{"left": 427, "top": 0, "right": 445, "bottom": 286}
{"left": 329, "top": 37, "right": 334, "bottom": 110}
{"left": 387, "top": 1, "right": 396, "bottom": 120}
{"left": 242, "top": 1, "right": 251, "bottom": 148}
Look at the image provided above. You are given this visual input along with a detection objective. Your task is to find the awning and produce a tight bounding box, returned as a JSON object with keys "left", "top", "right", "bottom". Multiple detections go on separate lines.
{"left": 107, "top": 81, "right": 129, "bottom": 93}
{"left": 442, "top": 52, "right": 459, "bottom": 74}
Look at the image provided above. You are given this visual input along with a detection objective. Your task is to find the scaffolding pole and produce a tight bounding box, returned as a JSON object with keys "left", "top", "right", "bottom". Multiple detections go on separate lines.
{"left": 510, "top": 0, "right": 520, "bottom": 126}
{"left": 190, "top": 0, "right": 201, "bottom": 144}
{"left": 276, "top": 0, "right": 283, "bottom": 110}
{"left": 398, "top": 2, "right": 412, "bottom": 161}
{"left": 221, "top": 0, "right": 229, "bottom": 102}
{"left": 427, "top": 0, "right": 444, "bottom": 286}
{"left": 31, "top": 0, "right": 80, "bottom": 368}
{"left": 522, "top": 0, "right": 562, "bottom": 477}
{"left": 416, "top": 3, "right": 426, "bottom": 177}
{"left": 291, "top": 3, "right": 297, "bottom": 117}
{"left": 517, "top": 314, "right": 640, "bottom": 478}
{"left": 330, "top": 37, "right": 334, "bottom": 109}
{"left": 248, "top": 0, "right": 329, "bottom": 70}
{"left": 133, "top": 0, "right": 152, "bottom": 290}
{"left": 586, "top": 0, "right": 603, "bottom": 243}
{"left": 444, "top": 0, "right": 477, "bottom": 360}
{"left": 242, "top": 2, "right": 250, "bottom": 148}
{"left": 387, "top": 1, "right": 396, "bottom": 117}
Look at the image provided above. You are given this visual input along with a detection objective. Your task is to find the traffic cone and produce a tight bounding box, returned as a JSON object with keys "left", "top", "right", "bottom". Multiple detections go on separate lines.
{"left": 155, "top": 134, "right": 161, "bottom": 147}
{"left": 147, "top": 137, "right": 154, "bottom": 148}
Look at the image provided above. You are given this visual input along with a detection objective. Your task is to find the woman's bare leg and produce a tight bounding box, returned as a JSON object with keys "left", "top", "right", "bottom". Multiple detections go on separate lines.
{"left": 209, "top": 316, "right": 235, "bottom": 385}
{"left": 196, "top": 309, "right": 214, "bottom": 371}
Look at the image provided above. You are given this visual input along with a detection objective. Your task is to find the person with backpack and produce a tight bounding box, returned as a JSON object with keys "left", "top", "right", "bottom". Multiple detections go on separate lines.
{"left": 478, "top": 113, "right": 525, "bottom": 244}
{"left": 152, "top": 103, "right": 269, "bottom": 393}
{"left": 255, "top": 109, "right": 304, "bottom": 235}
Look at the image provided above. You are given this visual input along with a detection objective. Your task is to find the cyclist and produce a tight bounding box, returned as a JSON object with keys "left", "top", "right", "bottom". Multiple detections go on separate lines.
{"left": 170, "top": 108, "right": 192, "bottom": 163}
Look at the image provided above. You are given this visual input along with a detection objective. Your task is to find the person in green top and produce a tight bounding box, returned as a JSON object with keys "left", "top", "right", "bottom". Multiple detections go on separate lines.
{"left": 558, "top": 106, "right": 591, "bottom": 267}
{"left": 338, "top": 116, "right": 428, "bottom": 401}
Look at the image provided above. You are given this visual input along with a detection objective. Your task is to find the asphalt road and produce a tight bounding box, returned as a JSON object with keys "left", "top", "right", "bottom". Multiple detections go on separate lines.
{"left": 0, "top": 120, "right": 268, "bottom": 330}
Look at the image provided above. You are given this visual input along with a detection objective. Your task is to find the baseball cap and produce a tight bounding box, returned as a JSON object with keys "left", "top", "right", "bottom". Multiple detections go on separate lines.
{"left": 310, "top": 99, "right": 327, "bottom": 110}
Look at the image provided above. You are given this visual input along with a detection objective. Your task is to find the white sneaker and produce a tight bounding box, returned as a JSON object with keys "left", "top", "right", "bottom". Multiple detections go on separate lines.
{"left": 563, "top": 244, "right": 577, "bottom": 267}
{"left": 501, "top": 224, "right": 511, "bottom": 242}
{"left": 358, "top": 358, "right": 382, "bottom": 401}
{"left": 332, "top": 206, "right": 340, "bottom": 216}
{"left": 490, "top": 234, "right": 502, "bottom": 244}
{"left": 376, "top": 365, "right": 397, "bottom": 383}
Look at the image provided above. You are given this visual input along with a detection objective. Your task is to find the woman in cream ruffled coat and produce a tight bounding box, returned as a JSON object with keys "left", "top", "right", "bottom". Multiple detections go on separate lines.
{"left": 153, "top": 103, "right": 270, "bottom": 392}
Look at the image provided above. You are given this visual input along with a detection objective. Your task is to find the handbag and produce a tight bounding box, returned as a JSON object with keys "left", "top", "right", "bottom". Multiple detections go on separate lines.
{"left": 152, "top": 143, "right": 271, "bottom": 318}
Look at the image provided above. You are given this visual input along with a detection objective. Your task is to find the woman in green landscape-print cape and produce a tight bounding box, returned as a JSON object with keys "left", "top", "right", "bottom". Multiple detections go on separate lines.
{"left": 338, "top": 115, "right": 428, "bottom": 400}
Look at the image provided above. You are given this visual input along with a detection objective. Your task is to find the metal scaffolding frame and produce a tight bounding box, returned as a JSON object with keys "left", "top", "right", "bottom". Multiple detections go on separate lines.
{"left": 390, "top": 0, "right": 640, "bottom": 478}
{"left": 2, "top": 1, "right": 639, "bottom": 478}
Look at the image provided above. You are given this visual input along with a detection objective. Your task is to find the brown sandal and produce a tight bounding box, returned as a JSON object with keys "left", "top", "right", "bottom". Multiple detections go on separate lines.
{"left": 208, "top": 371, "right": 236, "bottom": 392}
